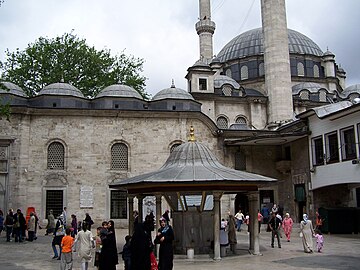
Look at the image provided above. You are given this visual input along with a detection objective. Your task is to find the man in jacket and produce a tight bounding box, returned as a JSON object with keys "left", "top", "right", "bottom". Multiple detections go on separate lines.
{"left": 269, "top": 211, "right": 282, "bottom": 248}
{"left": 4, "top": 209, "right": 14, "bottom": 242}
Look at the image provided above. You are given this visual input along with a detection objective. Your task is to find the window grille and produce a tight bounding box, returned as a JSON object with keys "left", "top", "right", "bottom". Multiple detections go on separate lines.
{"left": 222, "top": 85, "right": 232, "bottom": 96}
{"left": 240, "top": 65, "right": 248, "bottom": 80}
{"left": 297, "top": 62, "right": 305, "bottom": 76}
{"left": 170, "top": 143, "right": 182, "bottom": 153}
{"left": 110, "top": 190, "right": 127, "bottom": 219}
{"left": 47, "top": 142, "right": 65, "bottom": 170}
{"left": 299, "top": 90, "right": 309, "bottom": 100}
{"left": 312, "top": 136, "right": 324, "bottom": 166}
{"left": 46, "top": 190, "right": 63, "bottom": 218}
{"left": 259, "top": 62, "right": 265, "bottom": 76}
{"left": 216, "top": 116, "right": 228, "bottom": 129}
{"left": 313, "top": 65, "right": 320, "bottom": 77}
{"left": 235, "top": 151, "right": 246, "bottom": 170}
{"left": 319, "top": 90, "right": 327, "bottom": 102}
{"left": 235, "top": 117, "right": 247, "bottom": 124}
{"left": 341, "top": 127, "right": 356, "bottom": 160}
{"left": 325, "top": 132, "right": 339, "bottom": 163}
{"left": 111, "top": 143, "right": 128, "bottom": 170}
{"left": 199, "top": 78, "right": 207, "bottom": 90}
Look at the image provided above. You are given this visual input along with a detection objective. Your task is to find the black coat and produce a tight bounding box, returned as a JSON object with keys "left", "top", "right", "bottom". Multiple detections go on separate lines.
{"left": 99, "top": 231, "right": 118, "bottom": 270}
{"left": 154, "top": 225, "right": 174, "bottom": 270}
{"left": 131, "top": 222, "right": 153, "bottom": 270}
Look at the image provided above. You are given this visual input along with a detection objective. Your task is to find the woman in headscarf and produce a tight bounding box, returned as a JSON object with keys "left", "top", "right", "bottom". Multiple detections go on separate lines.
{"left": 74, "top": 221, "right": 95, "bottom": 270}
{"left": 154, "top": 217, "right": 174, "bottom": 270}
{"left": 282, "top": 213, "right": 294, "bottom": 242}
{"left": 99, "top": 220, "right": 118, "bottom": 270}
{"left": 300, "top": 213, "right": 315, "bottom": 253}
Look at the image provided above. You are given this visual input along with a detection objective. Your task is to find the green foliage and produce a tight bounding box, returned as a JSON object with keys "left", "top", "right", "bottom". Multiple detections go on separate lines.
{"left": 0, "top": 32, "right": 149, "bottom": 99}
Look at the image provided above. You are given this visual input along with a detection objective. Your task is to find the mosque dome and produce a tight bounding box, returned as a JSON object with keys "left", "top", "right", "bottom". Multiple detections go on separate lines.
{"left": 217, "top": 28, "right": 323, "bottom": 63}
{"left": 96, "top": 84, "right": 143, "bottom": 99}
{"left": 214, "top": 75, "right": 240, "bottom": 89}
{"left": 292, "top": 82, "right": 328, "bottom": 95}
{"left": 0, "top": 82, "right": 27, "bottom": 97}
{"left": 152, "top": 82, "right": 194, "bottom": 101}
{"left": 39, "top": 82, "right": 84, "bottom": 98}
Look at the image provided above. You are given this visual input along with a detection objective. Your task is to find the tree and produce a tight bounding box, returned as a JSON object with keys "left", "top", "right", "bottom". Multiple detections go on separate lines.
{"left": 0, "top": 32, "right": 149, "bottom": 99}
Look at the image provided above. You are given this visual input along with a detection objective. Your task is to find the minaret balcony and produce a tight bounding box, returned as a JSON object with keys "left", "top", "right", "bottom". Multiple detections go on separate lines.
{"left": 195, "top": 20, "right": 216, "bottom": 34}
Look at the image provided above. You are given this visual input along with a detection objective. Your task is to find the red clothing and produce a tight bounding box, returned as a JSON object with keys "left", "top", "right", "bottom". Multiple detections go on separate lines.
{"left": 61, "top": 235, "right": 74, "bottom": 253}
{"left": 282, "top": 217, "right": 293, "bottom": 241}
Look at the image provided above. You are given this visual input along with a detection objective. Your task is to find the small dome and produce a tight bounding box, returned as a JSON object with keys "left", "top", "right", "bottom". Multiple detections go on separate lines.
{"left": 342, "top": 84, "right": 360, "bottom": 97}
{"left": 39, "top": 82, "right": 84, "bottom": 98}
{"left": 323, "top": 50, "right": 335, "bottom": 57}
{"left": 152, "top": 83, "right": 194, "bottom": 101}
{"left": 96, "top": 84, "right": 143, "bottom": 99}
{"left": 292, "top": 82, "right": 328, "bottom": 95}
{"left": 0, "top": 82, "right": 26, "bottom": 97}
{"left": 217, "top": 28, "right": 323, "bottom": 63}
{"left": 214, "top": 75, "right": 240, "bottom": 89}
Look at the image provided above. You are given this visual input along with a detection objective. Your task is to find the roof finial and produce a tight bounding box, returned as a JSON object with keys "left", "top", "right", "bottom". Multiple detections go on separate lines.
{"left": 188, "top": 126, "right": 196, "bottom": 142}
{"left": 171, "top": 79, "right": 175, "bottom": 88}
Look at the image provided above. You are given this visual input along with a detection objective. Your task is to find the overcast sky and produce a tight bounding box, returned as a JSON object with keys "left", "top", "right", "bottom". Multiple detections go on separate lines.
{"left": 1, "top": 0, "right": 359, "bottom": 97}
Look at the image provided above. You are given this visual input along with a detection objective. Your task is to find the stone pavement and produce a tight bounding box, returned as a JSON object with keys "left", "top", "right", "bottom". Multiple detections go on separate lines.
{"left": 0, "top": 226, "right": 360, "bottom": 270}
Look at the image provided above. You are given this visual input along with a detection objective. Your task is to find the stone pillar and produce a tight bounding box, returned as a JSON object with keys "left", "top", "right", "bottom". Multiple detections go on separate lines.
{"left": 155, "top": 194, "right": 162, "bottom": 258}
{"left": 137, "top": 195, "right": 144, "bottom": 223}
{"left": 248, "top": 191, "right": 261, "bottom": 255}
{"left": 128, "top": 195, "right": 134, "bottom": 235}
{"left": 213, "top": 192, "right": 222, "bottom": 260}
{"left": 261, "top": 0, "right": 293, "bottom": 125}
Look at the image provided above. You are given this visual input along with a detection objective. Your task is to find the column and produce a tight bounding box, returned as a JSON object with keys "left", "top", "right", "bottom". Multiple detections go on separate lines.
{"left": 248, "top": 191, "right": 261, "bottom": 255}
{"left": 155, "top": 194, "right": 162, "bottom": 258}
{"left": 213, "top": 192, "right": 222, "bottom": 260}
{"left": 128, "top": 195, "right": 134, "bottom": 235}
{"left": 137, "top": 195, "right": 144, "bottom": 223}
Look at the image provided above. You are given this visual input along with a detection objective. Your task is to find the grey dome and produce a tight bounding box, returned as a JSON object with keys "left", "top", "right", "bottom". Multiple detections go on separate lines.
{"left": 214, "top": 75, "right": 240, "bottom": 89}
{"left": 39, "top": 82, "right": 84, "bottom": 98}
{"left": 0, "top": 82, "right": 26, "bottom": 97}
{"left": 292, "top": 82, "right": 328, "bottom": 95}
{"left": 342, "top": 84, "right": 360, "bottom": 97}
{"left": 152, "top": 83, "right": 194, "bottom": 101}
{"left": 217, "top": 28, "right": 323, "bottom": 63}
{"left": 97, "top": 84, "right": 143, "bottom": 99}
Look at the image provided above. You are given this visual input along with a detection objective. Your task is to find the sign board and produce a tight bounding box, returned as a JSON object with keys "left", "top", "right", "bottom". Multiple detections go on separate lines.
{"left": 80, "top": 186, "right": 94, "bottom": 208}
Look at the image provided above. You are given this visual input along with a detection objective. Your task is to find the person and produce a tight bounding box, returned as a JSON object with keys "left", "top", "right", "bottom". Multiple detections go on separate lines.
{"left": 121, "top": 235, "right": 132, "bottom": 270}
{"left": 4, "top": 208, "right": 14, "bottom": 242}
{"left": 257, "top": 210, "right": 263, "bottom": 233}
{"left": 99, "top": 220, "right": 118, "bottom": 270}
{"left": 245, "top": 213, "right": 250, "bottom": 232}
{"left": 94, "top": 227, "right": 102, "bottom": 269}
{"left": 268, "top": 212, "right": 282, "bottom": 248}
{"left": 71, "top": 214, "right": 78, "bottom": 237}
{"left": 84, "top": 213, "right": 94, "bottom": 230}
{"left": 46, "top": 209, "right": 55, "bottom": 235}
{"left": 261, "top": 204, "right": 270, "bottom": 224}
{"left": 60, "top": 228, "right": 74, "bottom": 270}
{"left": 219, "top": 218, "right": 228, "bottom": 247}
{"left": 234, "top": 209, "right": 244, "bottom": 232}
{"left": 300, "top": 213, "right": 315, "bottom": 253}
{"left": 227, "top": 213, "right": 237, "bottom": 254}
{"left": 62, "top": 207, "right": 68, "bottom": 227}
{"left": 162, "top": 209, "right": 170, "bottom": 224}
{"left": 26, "top": 212, "right": 36, "bottom": 241}
{"left": 133, "top": 210, "right": 139, "bottom": 229}
{"left": 33, "top": 211, "right": 39, "bottom": 240}
{"left": 154, "top": 217, "right": 174, "bottom": 270}
{"left": 314, "top": 229, "right": 324, "bottom": 253}
{"left": 315, "top": 211, "right": 323, "bottom": 231}
{"left": 131, "top": 214, "right": 154, "bottom": 270}
{"left": 0, "top": 209, "right": 4, "bottom": 236}
{"left": 282, "top": 213, "right": 293, "bottom": 242}
{"left": 74, "top": 221, "right": 95, "bottom": 270}
{"left": 277, "top": 204, "right": 284, "bottom": 218}
{"left": 271, "top": 203, "right": 278, "bottom": 214}
{"left": 13, "top": 208, "right": 26, "bottom": 243}
{"left": 52, "top": 214, "right": 66, "bottom": 259}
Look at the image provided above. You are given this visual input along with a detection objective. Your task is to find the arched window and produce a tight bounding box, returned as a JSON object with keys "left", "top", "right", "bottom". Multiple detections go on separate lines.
{"left": 216, "top": 116, "right": 228, "bottom": 129}
{"left": 111, "top": 143, "right": 128, "bottom": 170}
{"left": 47, "top": 142, "right": 65, "bottom": 170}
{"left": 225, "top": 69, "right": 232, "bottom": 77}
{"left": 319, "top": 90, "right": 327, "bottom": 102}
{"left": 259, "top": 62, "right": 265, "bottom": 76}
{"left": 170, "top": 143, "right": 182, "bottom": 153}
{"left": 222, "top": 85, "right": 232, "bottom": 96}
{"left": 299, "top": 90, "right": 309, "bottom": 100}
{"left": 313, "top": 65, "right": 320, "bottom": 78}
{"left": 235, "top": 116, "right": 247, "bottom": 124}
{"left": 240, "top": 65, "right": 248, "bottom": 80}
{"left": 297, "top": 62, "right": 305, "bottom": 76}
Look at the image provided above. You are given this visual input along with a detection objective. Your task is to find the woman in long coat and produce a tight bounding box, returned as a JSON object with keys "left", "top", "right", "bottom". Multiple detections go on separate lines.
{"left": 300, "top": 213, "right": 315, "bottom": 253}
{"left": 74, "top": 221, "right": 95, "bottom": 270}
{"left": 99, "top": 221, "right": 118, "bottom": 270}
{"left": 154, "top": 217, "right": 174, "bottom": 270}
{"left": 282, "top": 213, "right": 294, "bottom": 242}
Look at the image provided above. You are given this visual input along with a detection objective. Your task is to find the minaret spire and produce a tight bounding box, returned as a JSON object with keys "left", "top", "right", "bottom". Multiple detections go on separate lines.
{"left": 196, "top": 0, "right": 216, "bottom": 61}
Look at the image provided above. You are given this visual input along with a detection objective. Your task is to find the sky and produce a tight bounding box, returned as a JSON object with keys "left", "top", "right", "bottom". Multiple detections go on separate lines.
{"left": 1, "top": 0, "right": 360, "bottom": 97}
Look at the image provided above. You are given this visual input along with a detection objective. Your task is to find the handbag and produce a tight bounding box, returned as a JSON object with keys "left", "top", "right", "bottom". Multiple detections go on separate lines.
{"left": 150, "top": 251, "right": 158, "bottom": 270}
{"left": 299, "top": 232, "right": 303, "bottom": 238}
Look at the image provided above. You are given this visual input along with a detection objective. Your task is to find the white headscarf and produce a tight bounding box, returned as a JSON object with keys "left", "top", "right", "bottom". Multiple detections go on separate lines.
{"left": 303, "top": 214, "right": 308, "bottom": 224}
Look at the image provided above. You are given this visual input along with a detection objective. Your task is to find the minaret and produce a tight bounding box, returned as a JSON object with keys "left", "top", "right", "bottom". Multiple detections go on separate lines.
{"left": 196, "top": 0, "right": 216, "bottom": 61}
{"left": 261, "top": 0, "right": 293, "bottom": 126}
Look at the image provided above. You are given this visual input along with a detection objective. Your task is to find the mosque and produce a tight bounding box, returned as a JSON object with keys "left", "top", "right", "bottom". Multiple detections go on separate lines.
{"left": 1, "top": 0, "right": 360, "bottom": 232}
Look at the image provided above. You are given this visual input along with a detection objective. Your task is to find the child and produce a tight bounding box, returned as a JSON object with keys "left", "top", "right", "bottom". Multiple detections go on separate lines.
{"left": 60, "top": 228, "right": 74, "bottom": 270}
{"left": 121, "top": 235, "right": 132, "bottom": 270}
{"left": 314, "top": 229, "right": 324, "bottom": 252}
{"left": 94, "top": 227, "right": 102, "bottom": 269}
